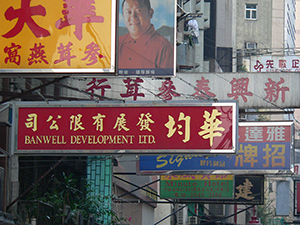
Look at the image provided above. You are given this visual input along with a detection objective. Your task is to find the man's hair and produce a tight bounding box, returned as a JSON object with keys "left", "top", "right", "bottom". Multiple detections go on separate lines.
{"left": 122, "top": 0, "right": 152, "bottom": 11}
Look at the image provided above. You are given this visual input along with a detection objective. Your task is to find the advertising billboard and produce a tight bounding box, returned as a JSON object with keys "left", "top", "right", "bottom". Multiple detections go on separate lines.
{"left": 14, "top": 101, "right": 237, "bottom": 154}
{"left": 251, "top": 56, "right": 300, "bottom": 73}
{"left": 118, "top": 0, "right": 176, "bottom": 77}
{"left": 160, "top": 175, "right": 234, "bottom": 200}
{"left": 0, "top": 0, "right": 115, "bottom": 73}
{"left": 138, "top": 121, "right": 293, "bottom": 173}
{"left": 159, "top": 175, "right": 264, "bottom": 205}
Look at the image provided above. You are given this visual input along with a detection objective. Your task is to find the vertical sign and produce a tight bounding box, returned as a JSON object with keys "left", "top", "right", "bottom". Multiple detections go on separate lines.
{"left": 0, "top": 0, "right": 115, "bottom": 73}
{"left": 118, "top": 0, "right": 176, "bottom": 76}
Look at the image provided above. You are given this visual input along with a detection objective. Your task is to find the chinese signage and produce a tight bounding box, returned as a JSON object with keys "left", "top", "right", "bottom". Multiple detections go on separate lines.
{"left": 138, "top": 122, "right": 293, "bottom": 173}
{"left": 294, "top": 180, "right": 300, "bottom": 216}
{"left": 160, "top": 175, "right": 234, "bottom": 199}
{"left": 118, "top": 0, "right": 176, "bottom": 76}
{"left": 15, "top": 101, "right": 237, "bottom": 154}
{"left": 233, "top": 175, "right": 264, "bottom": 204}
{"left": 251, "top": 56, "right": 300, "bottom": 72}
{"left": 159, "top": 175, "right": 264, "bottom": 204}
{"left": 56, "top": 72, "right": 299, "bottom": 109}
{"left": 0, "top": 0, "right": 115, "bottom": 72}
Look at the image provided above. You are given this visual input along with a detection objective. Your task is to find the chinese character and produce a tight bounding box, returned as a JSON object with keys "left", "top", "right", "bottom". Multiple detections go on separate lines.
{"left": 266, "top": 126, "right": 285, "bottom": 141}
{"left": 137, "top": 113, "right": 154, "bottom": 131}
{"left": 264, "top": 78, "right": 289, "bottom": 103}
{"left": 192, "top": 77, "right": 216, "bottom": 99}
{"left": 254, "top": 60, "right": 264, "bottom": 72}
{"left": 70, "top": 114, "right": 85, "bottom": 131}
{"left": 165, "top": 112, "right": 191, "bottom": 143}
{"left": 86, "top": 78, "right": 111, "bottom": 99}
{"left": 235, "top": 179, "right": 255, "bottom": 200}
{"left": 157, "top": 80, "right": 180, "bottom": 101}
{"left": 278, "top": 59, "right": 287, "bottom": 68}
{"left": 4, "top": 43, "right": 21, "bottom": 65}
{"left": 198, "top": 109, "right": 225, "bottom": 147}
{"left": 201, "top": 175, "right": 211, "bottom": 179}
{"left": 54, "top": 42, "right": 76, "bottom": 66}
{"left": 227, "top": 77, "right": 253, "bottom": 102}
{"left": 292, "top": 59, "right": 299, "bottom": 68}
{"left": 120, "top": 78, "right": 145, "bottom": 101}
{"left": 2, "top": 0, "right": 50, "bottom": 38}
{"left": 113, "top": 113, "right": 130, "bottom": 131}
{"left": 92, "top": 113, "right": 106, "bottom": 131}
{"left": 235, "top": 144, "right": 258, "bottom": 167}
{"left": 82, "top": 42, "right": 106, "bottom": 65}
{"left": 55, "top": 0, "right": 104, "bottom": 40}
{"left": 245, "top": 127, "right": 263, "bottom": 142}
{"left": 25, "top": 113, "right": 38, "bottom": 131}
{"left": 28, "top": 43, "right": 49, "bottom": 65}
{"left": 46, "top": 115, "right": 62, "bottom": 130}
{"left": 266, "top": 60, "right": 274, "bottom": 69}
{"left": 263, "top": 144, "right": 285, "bottom": 167}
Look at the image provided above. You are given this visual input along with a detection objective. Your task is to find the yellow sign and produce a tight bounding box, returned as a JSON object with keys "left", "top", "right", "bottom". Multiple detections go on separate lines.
{"left": 0, "top": 0, "right": 115, "bottom": 72}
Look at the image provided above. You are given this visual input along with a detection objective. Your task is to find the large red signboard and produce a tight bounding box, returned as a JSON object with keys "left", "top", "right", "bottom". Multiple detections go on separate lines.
{"left": 15, "top": 102, "right": 237, "bottom": 154}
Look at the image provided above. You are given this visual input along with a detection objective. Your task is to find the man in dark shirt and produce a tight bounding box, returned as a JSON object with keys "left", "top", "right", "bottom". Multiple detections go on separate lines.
{"left": 119, "top": 0, "right": 174, "bottom": 70}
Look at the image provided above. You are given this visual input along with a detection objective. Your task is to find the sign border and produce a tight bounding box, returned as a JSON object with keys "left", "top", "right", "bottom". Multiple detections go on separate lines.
{"left": 12, "top": 100, "right": 238, "bottom": 155}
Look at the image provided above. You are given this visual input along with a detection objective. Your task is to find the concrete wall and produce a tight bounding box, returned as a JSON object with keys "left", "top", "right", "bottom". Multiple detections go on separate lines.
{"left": 236, "top": 0, "right": 272, "bottom": 50}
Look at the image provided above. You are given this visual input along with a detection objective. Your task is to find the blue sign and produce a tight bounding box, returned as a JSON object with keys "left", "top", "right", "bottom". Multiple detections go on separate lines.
{"left": 138, "top": 122, "right": 293, "bottom": 173}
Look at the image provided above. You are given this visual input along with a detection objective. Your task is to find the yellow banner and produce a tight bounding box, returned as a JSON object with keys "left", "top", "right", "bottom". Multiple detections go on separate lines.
{"left": 0, "top": 0, "right": 114, "bottom": 71}
{"left": 161, "top": 175, "right": 234, "bottom": 181}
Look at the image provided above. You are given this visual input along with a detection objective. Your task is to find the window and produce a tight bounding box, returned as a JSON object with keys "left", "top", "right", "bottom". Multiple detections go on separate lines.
{"left": 245, "top": 4, "right": 257, "bottom": 20}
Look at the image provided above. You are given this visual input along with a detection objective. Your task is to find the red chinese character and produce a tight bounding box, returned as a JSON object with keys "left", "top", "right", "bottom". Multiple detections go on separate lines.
{"left": 264, "top": 78, "right": 289, "bottom": 103}
{"left": 266, "top": 60, "right": 274, "bottom": 68}
{"left": 278, "top": 59, "right": 287, "bottom": 68}
{"left": 86, "top": 78, "right": 111, "bottom": 98}
{"left": 120, "top": 78, "right": 145, "bottom": 101}
{"left": 292, "top": 59, "right": 299, "bottom": 68}
{"left": 254, "top": 60, "right": 264, "bottom": 72}
{"left": 28, "top": 43, "right": 48, "bottom": 65}
{"left": 2, "top": 0, "right": 50, "bottom": 38}
{"left": 54, "top": 42, "right": 76, "bottom": 66}
{"left": 157, "top": 80, "right": 180, "bottom": 101}
{"left": 227, "top": 77, "right": 253, "bottom": 102}
{"left": 4, "top": 43, "right": 21, "bottom": 65}
{"left": 192, "top": 76, "right": 216, "bottom": 99}
{"left": 82, "top": 42, "right": 105, "bottom": 66}
{"left": 55, "top": 0, "right": 104, "bottom": 40}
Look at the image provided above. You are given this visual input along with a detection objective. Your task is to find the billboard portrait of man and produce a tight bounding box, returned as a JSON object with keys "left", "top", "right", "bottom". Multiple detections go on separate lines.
{"left": 118, "top": 0, "right": 175, "bottom": 76}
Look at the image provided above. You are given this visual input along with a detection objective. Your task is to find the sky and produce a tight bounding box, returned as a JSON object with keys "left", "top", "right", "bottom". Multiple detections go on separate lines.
{"left": 118, "top": 0, "right": 175, "bottom": 29}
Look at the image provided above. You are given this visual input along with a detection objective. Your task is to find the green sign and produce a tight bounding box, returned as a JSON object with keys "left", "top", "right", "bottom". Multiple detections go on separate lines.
{"left": 160, "top": 175, "right": 234, "bottom": 199}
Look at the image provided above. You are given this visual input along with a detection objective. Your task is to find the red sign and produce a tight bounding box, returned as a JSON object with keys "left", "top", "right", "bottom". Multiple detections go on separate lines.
{"left": 16, "top": 102, "right": 237, "bottom": 154}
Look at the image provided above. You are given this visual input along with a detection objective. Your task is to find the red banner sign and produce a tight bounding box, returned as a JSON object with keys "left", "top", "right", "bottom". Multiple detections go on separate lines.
{"left": 16, "top": 102, "right": 237, "bottom": 154}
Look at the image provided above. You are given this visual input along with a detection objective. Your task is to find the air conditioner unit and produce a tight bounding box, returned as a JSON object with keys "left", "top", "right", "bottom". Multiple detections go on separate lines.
{"left": 189, "top": 216, "right": 198, "bottom": 225}
{"left": 245, "top": 42, "right": 257, "bottom": 50}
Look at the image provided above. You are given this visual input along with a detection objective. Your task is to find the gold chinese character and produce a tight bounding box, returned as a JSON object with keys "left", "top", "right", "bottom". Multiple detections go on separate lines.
{"left": 164, "top": 112, "right": 191, "bottom": 143}
{"left": 70, "top": 114, "right": 85, "bottom": 131}
{"left": 113, "top": 113, "right": 129, "bottom": 131}
{"left": 235, "top": 179, "right": 255, "bottom": 200}
{"left": 263, "top": 144, "right": 285, "bottom": 167}
{"left": 25, "top": 113, "right": 38, "bottom": 132}
{"left": 46, "top": 115, "right": 61, "bottom": 130}
{"left": 92, "top": 113, "right": 106, "bottom": 131}
{"left": 198, "top": 109, "right": 225, "bottom": 146}
{"left": 137, "top": 113, "right": 154, "bottom": 131}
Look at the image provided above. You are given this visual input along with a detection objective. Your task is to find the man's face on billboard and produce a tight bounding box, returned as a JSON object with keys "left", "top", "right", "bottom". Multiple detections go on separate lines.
{"left": 123, "top": 0, "right": 153, "bottom": 39}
